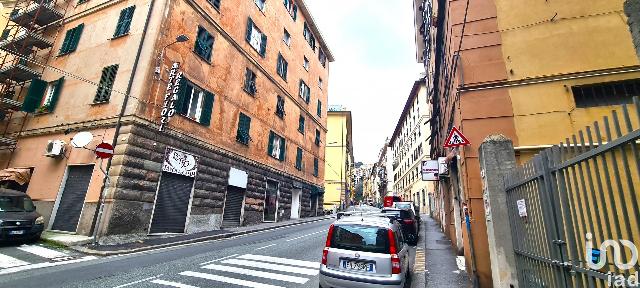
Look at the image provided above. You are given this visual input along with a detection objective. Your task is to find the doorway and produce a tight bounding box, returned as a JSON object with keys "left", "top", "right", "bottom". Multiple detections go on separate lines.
{"left": 222, "top": 186, "right": 245, "bottom": 228}
{"left": 50, "top": 165, "right": 94, "bottom": 232}
{"left": 263, "top": 180, "right": 279, "bottom": 222}
{"left": 290, "top": 188, "right": 301, "bottom": 219}
{"left": 149, "top": 172, "right": 195, "bottom": 234}
{"left": 310, "top": 194, "right": 318, "bottom": 217}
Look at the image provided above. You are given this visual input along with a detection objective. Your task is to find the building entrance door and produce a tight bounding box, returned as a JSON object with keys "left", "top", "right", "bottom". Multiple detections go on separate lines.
{"left": 222, "top": 186, "right": 245, "bottom": 228}
{"left": 51, "top": 165, "right": 94, "bottom": 232}
{"left": 290, "top": 188, "right": 301, "bottom": 219}
{"left": 149, "top": 172, "right": 194, "bottom": 234}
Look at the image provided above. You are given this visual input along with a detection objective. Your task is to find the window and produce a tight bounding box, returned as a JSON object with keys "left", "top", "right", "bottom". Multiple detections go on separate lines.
{"left": 255, "top": 0, "right": 265, "bottom": 10}
{"left": 94, "top": 64, "right": 119, "bottom": 103}
{"left": 313, "top": 158, "right": 319, "bottom": 177}
{"left": 330, "top": 225, "right": 390, "bottom": 254}
{"left": 277, "top": 53, "right": 288, "bottom": 80}
{"left": 78, "top": 0, "right": 89, "bottom": 4}
{"left": 113, "top": 6, "right": 135, "bottom": 38}
{"left": 22, "top": 77, "right": 64, "bottom": 113}
{"left": 41, "top": 78, "right": 64, "bottom": 112}
{"left": 317, "top": 99, "right": 322, "bottom": 117}
{"left": 275, "top": 95, "right": 285, "bottom": 118}
{"left": 298, "top": 115, "right": 305, "bottom": 134}
{"left": 246, "top": 18, "right": 267, "bottom": 57}
{"left": 283, "top": 29, "right": 291, "bottom": 46}
{"left": 194, "top": 26, "right": 214, "bottom": 62}
{"left": 236, "top": 112, "right": 252, "bottom": 145}
{"left": 59, "top": 24, "right": 84, "bottom": 55}
{"left": 267, "top": 131, "right": 286, "bottom": 161}
{"left": 303, "top": 22, "right": 316, "bottom": 50}
{"left": 283, "top": 0, "right": 297, "bottom": 20}
{"left": 572, "top": 79, "right": 640, "bottom": 108}
{"left": 315, "top": 129, "right": 320, "bottom": 146}
{"left": 176, "top": 78, "right": 215, "bottom": 125}
{"left": 243, "top": 68, "right": 257, "bottom": 95}
{"left": 303, "top": 56, "right": 309, "bottom": 71}
{"left": 299, "top": 80, "right": 310, "bottom": 103}
{"left": 295, "top": 147, "right": 303, "bottom": 170}
{"left": 209, "top": 0, "right": 221, "bottom": 10}
{"left": 319, "top": 49, "right": 327, "bottom": 67}
{"left": 318, "top": 77, "right": 323, "bottom": 89}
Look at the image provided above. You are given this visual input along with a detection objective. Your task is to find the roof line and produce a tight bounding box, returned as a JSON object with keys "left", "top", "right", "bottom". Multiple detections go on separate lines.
{"left": 390, "top": 78, "right": 426, "bottom": 144}
{"left": 296, "top": 0, "right": 335, "bottom": 62}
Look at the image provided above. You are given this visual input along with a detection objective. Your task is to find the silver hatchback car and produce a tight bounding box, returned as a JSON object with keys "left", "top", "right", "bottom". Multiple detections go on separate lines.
{"left": 319, "top": 215, "right": 410, "bottom": 288}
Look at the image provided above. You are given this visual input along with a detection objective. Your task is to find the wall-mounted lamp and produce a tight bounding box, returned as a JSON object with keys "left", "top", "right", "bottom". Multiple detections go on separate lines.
{"left": 154, "top": 34, "right": 190, "bottom": 78}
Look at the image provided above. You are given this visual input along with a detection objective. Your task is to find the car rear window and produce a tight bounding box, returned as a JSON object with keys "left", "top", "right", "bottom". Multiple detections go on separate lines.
{"left": 394, "top": 203, "right": 412, "bottom": 210}
{"left": 382, "top": 209, "right": 411, "bottom": 219}
{"left": 331, "top": 225, "right": 389, "bottom": 254}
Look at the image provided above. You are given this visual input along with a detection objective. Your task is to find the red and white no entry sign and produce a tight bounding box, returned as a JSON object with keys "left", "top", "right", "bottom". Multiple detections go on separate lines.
{"left": 95, "top": 142, "right": 114, "bottom": 159}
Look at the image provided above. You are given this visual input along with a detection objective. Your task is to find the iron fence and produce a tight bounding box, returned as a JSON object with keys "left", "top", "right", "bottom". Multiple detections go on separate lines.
{"left": 505, "top": 97, "right": 640, "bottom": 287}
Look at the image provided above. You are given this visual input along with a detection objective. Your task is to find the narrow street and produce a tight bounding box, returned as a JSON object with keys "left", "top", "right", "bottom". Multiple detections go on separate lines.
{"left": 0, "top": 218, "right": 418, "bottom": 288}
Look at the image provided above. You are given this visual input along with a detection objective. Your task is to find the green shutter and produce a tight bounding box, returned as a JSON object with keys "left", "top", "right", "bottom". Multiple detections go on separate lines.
{"left": 175, "top": 77, "right": 188, "bottom": 115}
{"left": 199, "top": 91, "right": 214, "bottom": 126}
{"left": 47, "top": 77, "right": 64, "bottom": 111}
{"left": 267, "top": 131, "right": 274, "bottom": 156}
{"left": 246, "top": 18, "right": 253, "bottom": 43}
{"left": 260, "top": 33, "right": 267, "bottom": 57}
{"left": 22, "top": 78, "right": 47, "bottom": 113}
{"left": 279, "top": 137, "right": 286, "bottom": 161}
{"left": 69, "top": 24, "right": 83, "bottom": 52}
{"left": 114, "top": 6, "right": 135, "bottom": 37}
{"left": 295, "top": 148, "right": 302, "bottom": 170}
{"left": 59, "top": 28, "right": 73, "bottom": 55}
{"left": 317, "top": 100, "right": 322, "bottom": 117}
{"left": 292, "top": 4, "right": 297, "bottom": 20}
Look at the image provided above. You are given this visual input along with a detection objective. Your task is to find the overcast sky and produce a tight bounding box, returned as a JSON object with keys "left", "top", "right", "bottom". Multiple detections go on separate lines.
{"left": 305, "top": 0, "right": 423, "bottom": 164}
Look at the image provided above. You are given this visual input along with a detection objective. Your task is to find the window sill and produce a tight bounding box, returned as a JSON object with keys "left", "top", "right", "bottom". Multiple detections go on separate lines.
{"left": 56, "top": 51, "right": 74, "bottom": 57}
{"left": 177, "top": 114, "right": 205, "bottom": 126}
{"left": 34, "top": 109, "right": 51, "bottom": 116}
{"left": 275, "top": 112, "right": 285, "bottom": 119}
{"left": 193, "top": 50, "right": 212, "bottom": 64}
{"left": 243, "top": 88, "right": 256, "bottom": 97}
{"left": 110, "top": 33, "right": 130, "bottom": 40}
{"left": 90, "top": 101, "right": 110, "bottom": 105}
{"left": 236, "top": 138, "right": 250, "bottom": 146}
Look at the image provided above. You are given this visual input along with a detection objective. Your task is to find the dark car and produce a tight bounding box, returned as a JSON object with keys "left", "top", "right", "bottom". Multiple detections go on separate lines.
{"left": 0, "top": 189, "right": 44, "bottom": 242}
{"left": 381, "top": 208, "right": 418, "bottom": 245}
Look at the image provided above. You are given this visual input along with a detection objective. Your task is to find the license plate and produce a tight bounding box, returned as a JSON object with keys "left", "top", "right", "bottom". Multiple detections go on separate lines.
{"left": 340, "top": 260, "right": 375, "bottom": 272}
{"left": 9, "top": 230, "right": 24, "bottom": 235}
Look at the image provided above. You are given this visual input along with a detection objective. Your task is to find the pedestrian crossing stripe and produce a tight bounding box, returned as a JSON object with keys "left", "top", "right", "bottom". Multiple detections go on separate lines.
{"left": 443, "top": 126, "right": 471, "bottom": 148}
{"left": 0, "top": 245, "right": 71, "bottom": 269}
{"left": 181, "top": 271, "right": 285, "bottom": 288}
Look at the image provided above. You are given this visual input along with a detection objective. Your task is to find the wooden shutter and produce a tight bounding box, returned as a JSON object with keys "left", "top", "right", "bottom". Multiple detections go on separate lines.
{"left": 314, "top": 158, "right": 318, "bottom": 176}
{"left": 260, "top": 33, "right": 267, "bottom": 57}
{"left": 94, "top": 64, "right": 119, "bottom": 102}
{"left": 236, "top": 113, "right": 251, "bottom": 144}
{"left": 48, "top": 77, "right": 64, "bottom": 111}
{"left": 317, "top": 100, "right": 322, "bottom": 117}
{"left": 69, "top": 24, "right": 84, "bottom": 53}
{"left": 22, "top": 78, "right": 47, "bottom": 113}
{"left": 114, "top": 6, "right": 135, "bottom": 37}
{"left": 267, "top": 131, "right": 275, "bottom": 156}
{"left": 175, "top": 77, "right": 189, "bottom": 115}
{"left": 295, "top": 147, "right": 302, "bottom": 170}
{"left": 315, "top": 129, "right": 320, "bottom": 145}
{"left": 59, "top": 28, "right": 74, "bottom": 55}
{"left": 246, "top": 18, "right": 253, "bottom": 43}
{"left": 199, "top": 91, "right": 214, "bottom": 126}
{"left": 279, "top": 137, "right": 286, "bottom": 161}
{"left": 292, "top": 4, "right": 297, "bottom": 20}
{"left": 211, "top": 0, "right": 221, "bottom": 9}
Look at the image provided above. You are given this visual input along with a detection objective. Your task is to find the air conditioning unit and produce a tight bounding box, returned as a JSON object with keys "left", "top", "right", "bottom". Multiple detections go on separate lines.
{"left": 45, "top": 140, "right": 66, "bottom": 158}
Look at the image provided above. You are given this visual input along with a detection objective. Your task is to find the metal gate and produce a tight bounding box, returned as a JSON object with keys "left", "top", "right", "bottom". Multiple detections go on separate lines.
{"left": 149, "top": 172, "right": 195, "bottom": 234}
{"left": 51, "top": 165, "right": 94, "bottom": 232}
{"left": 222, "top": 186, "right": 244, "bottom": 228}
{"left": 505, "top": 98, "right": 640, "bottom": 287}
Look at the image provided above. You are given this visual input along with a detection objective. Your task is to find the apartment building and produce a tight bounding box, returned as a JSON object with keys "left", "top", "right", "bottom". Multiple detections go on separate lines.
{"left": 0, "top": 0, "right": 333, "bottom": 241}
{"left": 323, "top": 108, "right": 353, "bottom": 210}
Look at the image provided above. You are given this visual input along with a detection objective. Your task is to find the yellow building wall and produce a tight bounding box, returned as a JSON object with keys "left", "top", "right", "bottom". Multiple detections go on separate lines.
{"left": 324, "top": 113, "right": 350, "bottom": 209}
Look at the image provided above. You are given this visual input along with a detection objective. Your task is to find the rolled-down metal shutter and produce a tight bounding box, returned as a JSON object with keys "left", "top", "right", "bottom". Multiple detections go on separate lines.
{"left": 222, "top": 186, "right": 245, "bottom": 228}
{"left": 149, "top": 172, "right": 194, "bottom": 234}
{"left": 51, "top": 165, "right": 94, "bottom": 232}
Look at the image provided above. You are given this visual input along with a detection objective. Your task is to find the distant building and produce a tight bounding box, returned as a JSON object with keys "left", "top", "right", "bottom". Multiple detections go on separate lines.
{"left": 323, "top": 109, "right": 353, "bottom": 210}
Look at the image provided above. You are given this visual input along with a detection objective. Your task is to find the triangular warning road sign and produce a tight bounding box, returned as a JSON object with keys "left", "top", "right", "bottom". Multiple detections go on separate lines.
{"left": 443, "top": 127, "right": 471, "bottom": 148}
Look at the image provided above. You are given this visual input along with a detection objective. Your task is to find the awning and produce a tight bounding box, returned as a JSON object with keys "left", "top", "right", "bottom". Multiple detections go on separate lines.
{"left": 0, "top": 168, "right": 31, "bottom": 185}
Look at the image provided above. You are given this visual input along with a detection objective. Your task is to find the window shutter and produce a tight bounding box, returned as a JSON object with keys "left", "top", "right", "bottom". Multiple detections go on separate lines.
{"left": 295, "top": 148, "right": 302, "bottom": 170}
{"left": 48, "top": 77, "right": 64, "bottom": 111}
{"left": 69, "top": 24, "right": 83, "bottom": 52}
{"left": 283, "top": 59, "right": 287, "bottom": 79}
{"left": 260, "top": 33, "right": 267, "bottom": 57}
{"left": 94, "top": 64, "right": 118, "bottom": 102}
{"left": 59, "top": 28, "right": 73, "bottom": 55}
{"left": 317, "top": 100, "right": 322, "bottom": 117}
{"left": 199, "top": 91, "right": 214, "bottom": 126}
{"left": 22, "top": 78, "right": 47, "bottom": 113}
{"left": 279, "top": 138, "right": 286, "bottom": 161}
{"left": 267, "top": 131, "right": 274, "bottom": 155}
{"left": 292, "top": 4, "right": 297, "bottom": 20}
{"left": 246, "top": 18, "right": 253, "bottom": 43}
{"left": 114, "top": 6, "right": 135, "bottom": 37}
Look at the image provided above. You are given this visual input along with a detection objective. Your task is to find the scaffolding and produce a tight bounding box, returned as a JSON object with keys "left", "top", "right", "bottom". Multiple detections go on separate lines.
{"left": 0, "top": 0, "right": 69, "bottom": 151}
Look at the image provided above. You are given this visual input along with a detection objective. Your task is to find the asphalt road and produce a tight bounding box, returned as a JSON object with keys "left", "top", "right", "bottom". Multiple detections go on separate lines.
{"left": 0, "top": 219, "right": 342, "bottom": 287}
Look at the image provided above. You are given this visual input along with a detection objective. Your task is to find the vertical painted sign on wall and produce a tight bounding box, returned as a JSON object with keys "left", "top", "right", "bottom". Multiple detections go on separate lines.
{"left": 159, "top": 62, "right": 182, "bottom": 131}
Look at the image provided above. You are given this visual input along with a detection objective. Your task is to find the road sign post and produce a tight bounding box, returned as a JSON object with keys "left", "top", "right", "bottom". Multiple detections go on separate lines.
{"left": 95, "top": 143, "right": 114, "bottom": 159}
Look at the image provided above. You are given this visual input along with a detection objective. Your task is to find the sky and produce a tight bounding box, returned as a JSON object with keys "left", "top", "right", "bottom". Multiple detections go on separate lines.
{"left": 305, "top": 0, "right": 423, "bottom": 163}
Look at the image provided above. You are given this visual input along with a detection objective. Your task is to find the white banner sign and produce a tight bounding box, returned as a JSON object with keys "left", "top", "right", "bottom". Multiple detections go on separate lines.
{"left": 162, "top": 147, "right": 198, "bottom": 177}
{"left": 159, "top": 62, "right": 182, "bottom": 131}
{"left": 516, "top": 199, "right": 527, "bottom": 217}
{"left": 421, "top": 160, "right": 439, "bottom": 181}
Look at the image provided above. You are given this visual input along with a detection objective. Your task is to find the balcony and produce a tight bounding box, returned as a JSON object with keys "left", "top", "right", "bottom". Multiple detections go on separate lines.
{"left": 0, "top": 31, "right": 52, "bottom": 54}
{"left": 0, "top": 62, "right": 41, "bottom": 83}
{"left": 10, "top": 3, "right": 63, "bottom": 27}
{"left": 0, "top": 97, "right": 22, "bottom": 111}
{"left": 0, "top": 137, "right": 17, "bottom": 150}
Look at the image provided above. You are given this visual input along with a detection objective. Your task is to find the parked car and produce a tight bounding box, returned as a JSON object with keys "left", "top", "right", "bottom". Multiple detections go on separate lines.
{"left": 392, "top": 201, "right": 421, "bottom": 224}
{"left": 319, "top": 215, "right": 411, "bottom": 288}
{"left": 0, "top": 189, "right": 44, "bottom": 242}
{"left": 381, "top": 207, "right": 418, "bottom": 245}
{"left": 383, "top": 196, "right": 402, "bottom": 207}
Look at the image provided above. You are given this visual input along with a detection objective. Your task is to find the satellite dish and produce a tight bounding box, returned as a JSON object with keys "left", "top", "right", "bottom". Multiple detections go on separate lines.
{"left": 71, "top": 132, "right": 93, "bottom": 148}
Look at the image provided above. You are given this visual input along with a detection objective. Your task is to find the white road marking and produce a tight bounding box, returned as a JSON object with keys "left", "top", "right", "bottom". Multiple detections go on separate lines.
{"left": 18, "top": 245, "right": 68, "bottom": 259}
{"left": 0, "top": 253, "right": 29, "bottom": 268}
{"left": 256, "top": 244, "right": 276, "bottom": 250}
{"left": 285, "top": 230, "right": 326, "bottom": 242}
{"left": 200, "top": 254, "right": 239, "bottom": 265}
{"left": 150, "top": 279, "right": 200, "bottom": 288}
{"left": 180, "top": 271, "right": 284, "bottom": 288}
{"left": 113, "top": 275, "right": 163, "bottom": 288}
{"left": 238, "top": 254, "right": 320, "bottom": 269}
{"left": 221, "top": 259, "right": 318, "bottom": 276}
{"left": 0, "top": 256, "right": 97, "bottom": 275}
{"left": 202, "top": 263, "right": 309, "bottom": 284}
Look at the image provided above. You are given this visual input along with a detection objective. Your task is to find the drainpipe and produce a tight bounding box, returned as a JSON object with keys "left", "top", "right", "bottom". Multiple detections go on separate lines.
{"left": 91, "top": 0, "right": 158, "bottom": 244}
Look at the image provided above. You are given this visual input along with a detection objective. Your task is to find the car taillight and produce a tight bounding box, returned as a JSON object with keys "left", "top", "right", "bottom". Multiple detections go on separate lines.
{"left": 403, "top": 219, "right": 414, "bottom": 224}
{"left": 388, "top": 229, "right": 401, "bottom": 274}
{"left": 322, "top": 224, "right": 335, "bottom": 265}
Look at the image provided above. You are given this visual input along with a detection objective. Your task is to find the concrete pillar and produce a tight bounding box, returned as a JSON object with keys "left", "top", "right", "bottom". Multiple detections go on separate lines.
{"left": 626, "top": 0, "right": 640, "bottom": 59}
{"left": 478, "top": 135, "right": 519, "bottom": 288}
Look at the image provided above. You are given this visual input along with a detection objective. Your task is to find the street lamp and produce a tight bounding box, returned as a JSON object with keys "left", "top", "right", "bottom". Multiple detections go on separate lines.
{"left": 154, "top": 34, "right": 190, "bottom": 78}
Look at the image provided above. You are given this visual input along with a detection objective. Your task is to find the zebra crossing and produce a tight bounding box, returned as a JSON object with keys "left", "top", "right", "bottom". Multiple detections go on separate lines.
{"left": 0, "top": 243, "right": 95, "bottom": 274}
{"left": 140, "top": 253, "right": 320, "bottom": 288}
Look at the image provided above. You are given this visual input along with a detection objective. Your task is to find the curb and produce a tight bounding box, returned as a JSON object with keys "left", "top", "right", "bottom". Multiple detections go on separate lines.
{"left": 71, "top": 216, "right": 333, "bottom": 256}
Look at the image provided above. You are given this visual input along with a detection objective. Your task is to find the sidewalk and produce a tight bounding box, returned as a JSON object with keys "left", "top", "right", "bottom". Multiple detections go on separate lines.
{"left": 71, "top": 215, "right": 332, "bottom": 256}
{"left": 423, "top": 216, "right": 471, "bottom": 288}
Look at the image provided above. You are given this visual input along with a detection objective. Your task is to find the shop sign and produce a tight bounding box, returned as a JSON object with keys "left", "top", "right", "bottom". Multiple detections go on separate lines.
{"left": 159, "top": 63, "right": 182, "bottom": 132}
{"left": 421, "top": 160, "right": 439, "bottom": 181}
{"left": 162, "top": 147, "right": 198, "bottom": 177}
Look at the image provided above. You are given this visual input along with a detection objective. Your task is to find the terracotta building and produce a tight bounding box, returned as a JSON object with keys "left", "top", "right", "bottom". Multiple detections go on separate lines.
{"left": 415, "top": 0, "right": 639, "bottom": 286}
{"left": 0, "top": 0, "right": 333, "bottom": 241}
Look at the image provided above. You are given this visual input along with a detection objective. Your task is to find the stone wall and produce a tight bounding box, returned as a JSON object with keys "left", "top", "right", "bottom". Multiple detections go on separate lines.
{"left": 626, "top": 0, "right": 640, "bottom": 59}
{"left": 101, "top": 121, "right": 323, "bottom": 238}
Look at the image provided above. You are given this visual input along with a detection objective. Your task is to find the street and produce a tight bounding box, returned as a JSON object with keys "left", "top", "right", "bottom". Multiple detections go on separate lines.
{"left": 0, "top": 218, "right": 417, "bottom": 288}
